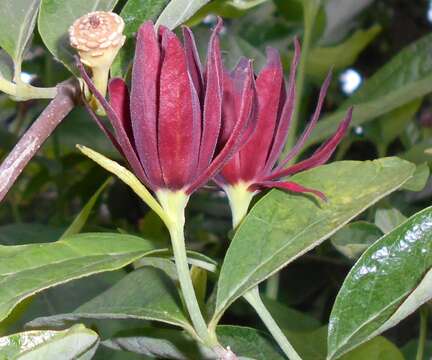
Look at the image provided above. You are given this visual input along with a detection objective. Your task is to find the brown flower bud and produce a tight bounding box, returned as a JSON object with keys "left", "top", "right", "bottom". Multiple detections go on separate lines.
{"left": 69, "top": 11, "right": 125, "bottom": 69}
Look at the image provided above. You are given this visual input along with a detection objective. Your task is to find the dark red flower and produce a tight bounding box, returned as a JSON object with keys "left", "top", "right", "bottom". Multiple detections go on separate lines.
{"left": 78, "top": 19, "right": 256, "bottom": 195}
{"left": 216, "top": 40, "right": 353, "bottom": 200}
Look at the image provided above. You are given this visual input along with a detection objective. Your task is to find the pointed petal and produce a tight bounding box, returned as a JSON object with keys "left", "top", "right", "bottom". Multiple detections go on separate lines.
{"left": 77, "top": 59, "right": 150, "bottom": 186}
{"left": 182, "top": 25, "right": 203, "bottom": 97}
{"left": 187, "top": 60, "right": 257, "bottom": 194}
{"left": 158, "top": 29, "right": 201, "bottom": 189}
{"left": 267, "top": 107, "right": 353, "bottom": 179}
{"left": 252, "top": 180, "right": 326, "bottom": 201}
{"left": 239, "top": 47, "right": 284, "bottom": 181}
{"left": 82, "top": 94, "right": 122, "bottom": 155}
{"left": 197, "top": 18, "right": 223, "bottom": 173}
{"left": 263, "top": 38, "right": 300, "bottom": 173}
{"left": 277, "top": 69, "right": 332, "bottom": 169}
{"left": 108, "top": 78, "right": 133, "bottom": 139}
{"left": 131, "top": 21, "right": 164, "bottom": 187}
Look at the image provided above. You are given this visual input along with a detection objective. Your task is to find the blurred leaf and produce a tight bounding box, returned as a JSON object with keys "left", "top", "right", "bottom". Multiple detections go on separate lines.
{"left": 261, "top": 297, "right": 321, "bottom": 332}
{"left": 0, "top": 0, "right": 40, "bottom": 68}
{"left": 214, "top": 158, "right": 415, "bottom": 322}
{"left": 191, "top": 266, "right": 207, "bottom": 307}
{"left": 121, "top": 0, "right": 169, "bottom": 37}
{"left": 402, "top": 163, "right": 430, "bottom": 192}
{"left": 339, "top": 336, "right": 404, "bottom": 360}
{"left": 401, "top": 339, "right": 432, "bottom": 360}
{"left": 38, "top": 0, "right": 119, "bottom": 74}
{"left": 301, "top": 25, "right": 381, "bottom": 79}
{"left": 222, "top": 34, "right": 266, "bottom": 71}
{"left": 328, "top": 206, "right": 432, "bottom": 359}
{"left": 103, "top": 325, "right": 284, "bottom": 359}
{"left": 155, "top": 0, "right": 211, "bottom": 30}
{"left": 0, "top": 223, "right": 63, "bottom": 245}
{"left": 331, "top": 221, "right": 382, "bottom": 259}
{"left": 28, "top": 267, "right": 193, "bottom": 333}
{"left": 0, "top": 232, "right": 154, "bottom": 323}
{"left": 307, "top": 33, "right": 432, "bottom": 147}
{"left": 0, "top": 324, "right": 99, "bottom": 359}
{"left": 374, "top": 207, "right": 407, "bottom": 234}
{"left": 400, "top": 138, "right": 432, "bottom": 165}
{"left": 61, "top": 178, "right": 111, "bottom": 238}
{"left": 0, "top": 50, "right": 14, "bottom": 81}
{"left": 321, "top": 0, "right": 375, "bottom": 44}
{"left": 364, "top": 99, "right": 421, "bottom": 155}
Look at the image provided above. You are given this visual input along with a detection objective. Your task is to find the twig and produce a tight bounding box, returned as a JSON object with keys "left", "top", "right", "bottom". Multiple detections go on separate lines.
{"left": 0, "top": 79, "right": 80, "bottom": 202}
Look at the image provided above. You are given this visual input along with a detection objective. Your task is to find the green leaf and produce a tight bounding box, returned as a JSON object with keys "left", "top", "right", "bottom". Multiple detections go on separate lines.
{"left": 327, "top": 206, "right": 432, "bottom": 359}
{"left": 38, "top": 0, "right": 119, "bottom": 73}
{"left": 0, "top": 0, "right": 40, "bottom": 68}
{"left": 103, "top": 325, "right": 284, "bottom": 359}
{"left": 61, "top": 178, "right": 112, "bottom": 239}
{"left": 304, "top": 25, "right": 381, "bottom": 79}
{"left": 402, "top": 163, "right": 430, "bottom": 192}
{"left": 121, "top": 0, "right": 169, "bottom": 37}
{"left": 214, "top": 158, "right": 415, "bottom": 321}
{"left": 401, "top": 339, "right": 432, "bottom": 360}
{"left": 339, "top": 336, "right": 404, "bottom": 360}
{"left": 0, "top": 232, "right": 154, "bottom": 323}
{"left": 155, "top": 0, "right": 211, "bottom": 30}
{"left": 0, "top": 324, "right": 99, "bottom": 359}
{"left": 306, "top": 33, "right": 432, "bottom": 147}
{"left": 374, "top": 207, "right": 407, "bottom": 234}
{"left": 331, "top": 221, "right": 382, "bottom": 259}
{"left": 261, "top": 297, "right": 321, "bottom": 332}
{"left": 0, "top": 223, "right": 63, "bottom": 245}
{"left": 0, "top": 50, "right": 14, "bottom": 81}
{"left": 27, "top": 267, "right": 193, "bottom": 333}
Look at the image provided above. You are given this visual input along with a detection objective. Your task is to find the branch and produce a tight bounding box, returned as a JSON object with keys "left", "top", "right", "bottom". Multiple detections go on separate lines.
{"left": 0, "top": 79, "right": 80, "bottom": 202}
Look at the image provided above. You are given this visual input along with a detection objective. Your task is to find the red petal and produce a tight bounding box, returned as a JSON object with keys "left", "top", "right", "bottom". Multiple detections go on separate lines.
{"left": 182, "top": 25, "right": 203, "bottom": 98}
{"left": 158, "top": 29, "right": 201, "bottom": 189}
{"left": 131, "top": 21, "right": 164, "bottom": 188}
{"left": 277, "top": 69, "right": 332, "bottom": 169}
{"left": 187, "top": 60, "right": 257, "bottom": 194}
{"left": 263, "top": 38, "right": 301, "bottom": 173}
{"left": 77, "top": 60, "right": 150, "bottom": 186}
{"left": 239, "top": 47, "right": 284, "bottom": 181}
{"left": 197, "top": 18, "right": 223, "bottom": 174}
{"left": 267, "top": 107, "right": 353, "bottom": 179}
{"left": 253, "top": 180, "right": 327, "bottom": 201}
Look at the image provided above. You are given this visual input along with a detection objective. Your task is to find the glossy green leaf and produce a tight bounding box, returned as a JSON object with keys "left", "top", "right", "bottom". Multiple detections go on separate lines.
{"left": 328, "top": 206, "right": 432, "bottom": 359}
{"left": 103, "top": 325, "right": 284, "bottom": 359}
{"left": 402, "top": 163, "right": 430, "bottom": 192}
{"left": 27, "top": 267, "right": 193, "bottom": 333}
{"left": 38, "top": 0, "right": 119, "bottom": 73}
{"left": 0, "top": 324, "right": 99, "bottom": 359}
{"left": 307, "top": 33, "right": 432, "bottom": 147}
{"left": 214, "top": 158, "right": 415, "bottom": 321}
{"left": 374, "top": 208, "right": 407, "bottom": 234}
{"left": 155, "top": 0, "right": 211, "bottom": 29}
{"left": 121, "top": 0, "right": 169, "bottom": 37}
{"left": 0, "top": 0, "right": 40, "bottom": 67}
{"left": 0, "top": 232, "right": 154, "bottom": 323}
{"left": 331, "top": 221, "right": 382, "bottom": 259}
{"left": 61, "top": 178, "right": 112, "bottom": 239}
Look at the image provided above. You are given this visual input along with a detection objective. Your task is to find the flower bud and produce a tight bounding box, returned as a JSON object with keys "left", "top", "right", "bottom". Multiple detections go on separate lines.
{"left": 69, "top": 11, "right": 125, "bottom": 113}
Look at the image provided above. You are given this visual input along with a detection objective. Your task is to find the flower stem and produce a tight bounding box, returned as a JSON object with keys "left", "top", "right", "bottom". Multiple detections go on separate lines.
{"left": 156, "top": 190, "right": 219, "bottom": 348}
{"left": 244, "top": 287, "right": 302, "bottom": 360}
{"left": 416, "top": 305, "right": 429, "bottom": 360}
{"left": 225, "top": 185, "right": 301, "bottom": 359}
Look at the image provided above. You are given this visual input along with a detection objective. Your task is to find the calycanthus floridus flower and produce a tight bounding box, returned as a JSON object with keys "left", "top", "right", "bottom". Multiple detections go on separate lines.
{"left": 77, "top": 18, "right": 256, "bottom": 216}
{"left": 216, "top": 40, "right": 353, "bottom": 227}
